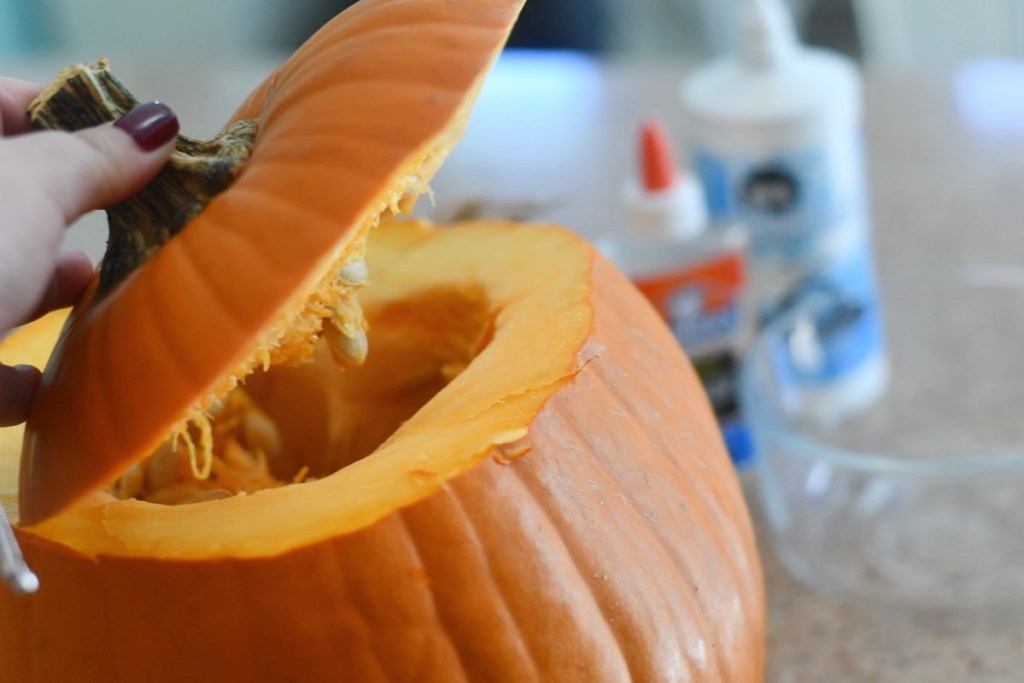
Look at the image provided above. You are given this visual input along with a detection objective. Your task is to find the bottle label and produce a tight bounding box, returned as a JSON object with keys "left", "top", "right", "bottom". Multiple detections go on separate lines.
{"left": 695, "top": 135, "right": 866, "bottom": 260}
{"left": 633, "top": 251, "right": 754, "bottom": 465}
{"left": 775, "top": 245, "right": 886, "bottom": 383}
{"left": 634, "top": 251, "right": 745, "bottom": 353}
{"left": 693, "top": 133, "right": 886, "bottom": 393}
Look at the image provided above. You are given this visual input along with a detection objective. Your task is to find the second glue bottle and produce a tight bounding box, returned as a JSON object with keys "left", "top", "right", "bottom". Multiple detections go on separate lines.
{"left": 681, "top": 0, "right": 888, "bottom": 419}
{"left": 601, "top": 120, "right": 754, "bottom": 466}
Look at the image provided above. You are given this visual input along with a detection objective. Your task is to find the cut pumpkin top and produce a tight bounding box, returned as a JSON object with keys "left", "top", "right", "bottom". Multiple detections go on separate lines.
{"left": 19, "top": 0, "right": 526, "bottom": 525}
{"left": 11, "top": 220, "right": 595, "bottom": 558}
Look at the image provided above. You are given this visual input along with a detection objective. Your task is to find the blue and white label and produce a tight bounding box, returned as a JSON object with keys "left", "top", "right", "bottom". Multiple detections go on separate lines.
{"left": 666, "top": 285, "right": 742, "bottom": 351}
{"left": 695, "top": 136, "right": 867, "bottom": 261}
{"left": 776, "top": 245, "right": 885, "bottom": 383}
{"left": 694, "top": 133, "right": 886, "bottom": 393}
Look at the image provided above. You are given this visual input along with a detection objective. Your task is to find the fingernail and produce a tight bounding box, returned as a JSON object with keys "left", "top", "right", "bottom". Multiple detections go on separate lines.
{"left": 114, "top": 101, "right": 179, "bottom": 151}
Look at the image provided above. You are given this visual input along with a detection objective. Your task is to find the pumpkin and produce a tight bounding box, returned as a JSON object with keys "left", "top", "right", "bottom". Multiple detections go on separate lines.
{"left": 0, "top": 0, "right": 765, "bottom": 680}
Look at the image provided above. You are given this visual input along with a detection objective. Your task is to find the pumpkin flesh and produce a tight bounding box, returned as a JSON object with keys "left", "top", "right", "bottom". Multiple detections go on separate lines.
{"left": 0, "top": 219, "right": 763, "bottom": 681}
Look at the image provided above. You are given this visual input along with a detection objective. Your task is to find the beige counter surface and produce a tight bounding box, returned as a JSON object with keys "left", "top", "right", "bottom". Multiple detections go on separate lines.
{"left": 10, "top": 52, "right": 1024, "bottom": 682}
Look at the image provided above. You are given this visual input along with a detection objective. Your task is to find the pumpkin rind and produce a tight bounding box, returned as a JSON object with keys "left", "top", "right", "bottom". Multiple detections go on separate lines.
{"left": 20, "top": 0, "right": 525, "bottom": 524}
{"left": 0, "top": 221, "right": 764, "bottom": 682}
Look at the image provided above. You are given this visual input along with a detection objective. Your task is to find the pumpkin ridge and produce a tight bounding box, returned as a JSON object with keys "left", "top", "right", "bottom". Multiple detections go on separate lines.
{"left": 167, "top": 217, "right": 261, "bottom": 335}
{"left": 243, "top": 148, "right": 392, "bottom": 196}
{"left": 213, "top": 561, "right": 260, "bottom": 680}
{"left": 499, "top": 461, "right": 632, "bottom": 678}
{"left": 271, "top": 543, "right": 364, "bottom": 676}
{"left": 505, "top": 443, "right": 700, "bottom": 681}
{"left": 99, "top": 566, "right": 130, "bottom": 682}
{"left": 603, "top": 377, "right": 761, "bottom": 629}
{"left": 92, "top": 307, "right": 130, "bottom": 457}
{"left": 404, "top": 459, "right": 626, "bottom": 680}
{"left": 578, "top": 278, "right": 751, "bottom": 555}
{"left": 400, "top": 485, "right": 537, "bottom": 681}
{"left": 535, "top": 393, "right": 725, "bottom": 678}
{"left": 262, "top": 28, "right": 496, "bottom": 130}
{"left": 330, "top": 519, "right": 445, "bottom": 680}
{"left": 210, "top": 184, "right": 347, "bottom": 274}
{"left": 582, "top": 260, "right": 764, "bottom": 678}
{"left": 251, "top": 122, "right": 401, "bottom": 163}
{"left": 580, "top": 356, "right": 734, "bottom": 544}
{"left": 282, "top": 66, "right": 474, "bottom": 98}
{"left": 128, "top": 264, "right": 214, "bottom": 405}
{"left": 391, "top": 509, "right": 473, "bottom": 682}
{"left": 302, "top": 13, "right": 508, "bottom": 56}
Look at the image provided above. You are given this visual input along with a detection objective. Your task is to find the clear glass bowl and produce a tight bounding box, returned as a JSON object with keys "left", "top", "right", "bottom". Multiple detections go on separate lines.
{"left": 742, "top": 266, "right": 1024, "bottom": 611}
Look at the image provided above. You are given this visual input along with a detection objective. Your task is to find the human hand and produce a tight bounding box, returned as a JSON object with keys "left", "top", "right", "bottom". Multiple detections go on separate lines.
{"left": 0, "top": 77, "right": 179, "bottom": 426}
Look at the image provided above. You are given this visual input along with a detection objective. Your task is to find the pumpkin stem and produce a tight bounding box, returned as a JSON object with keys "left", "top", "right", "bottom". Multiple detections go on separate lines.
{"left": 28, "top": 59, "right": 259, "bottom": 294}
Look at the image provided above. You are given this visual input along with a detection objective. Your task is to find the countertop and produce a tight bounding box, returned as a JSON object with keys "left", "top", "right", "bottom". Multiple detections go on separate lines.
{"left": 10, "top": 51, "right": 1024, "bottom": 681}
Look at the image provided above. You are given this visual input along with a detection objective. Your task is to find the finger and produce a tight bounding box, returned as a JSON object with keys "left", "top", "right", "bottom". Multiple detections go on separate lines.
{"left": 0, "top": 77, "right": 42, "bottom": 136}
{"left": 0, "top": 102, "right": 178, "bottom": 331}
{"left": 10, "top": 101, "right": 180, "bottom": 224}
{"left": 0, "top": 364, "right": 41, "bottom": 427}
{"left": 24, "top": 250, "right": 94, "bottom": 325}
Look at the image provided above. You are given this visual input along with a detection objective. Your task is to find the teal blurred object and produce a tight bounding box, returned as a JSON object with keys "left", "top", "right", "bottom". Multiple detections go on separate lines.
{"left": 0, "top": 0, "right": 48, "bottom": 54}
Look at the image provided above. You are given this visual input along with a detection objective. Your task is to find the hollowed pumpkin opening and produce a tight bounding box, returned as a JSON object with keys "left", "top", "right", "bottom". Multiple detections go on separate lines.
{"left": 111, "top": 282, "right": 495, "bottom": 505}
{"left": 13, "top": 218, "right": 596, "bottom": 561}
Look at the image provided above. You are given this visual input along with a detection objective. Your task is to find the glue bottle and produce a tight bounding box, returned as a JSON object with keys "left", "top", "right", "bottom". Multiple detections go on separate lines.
{"left": 680, "top": 0, "right": 888, "bottom": 419}
{"left": 601, "top": 120, "right": 754, "bottom": 466}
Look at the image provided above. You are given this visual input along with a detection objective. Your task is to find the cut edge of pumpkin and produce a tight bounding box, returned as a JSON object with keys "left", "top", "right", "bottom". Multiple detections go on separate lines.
{"left": 159, "top": 70, "right": 486, "bottom": 492}
{"left": 22, "top": 220, "right": 598, "bottom": 560}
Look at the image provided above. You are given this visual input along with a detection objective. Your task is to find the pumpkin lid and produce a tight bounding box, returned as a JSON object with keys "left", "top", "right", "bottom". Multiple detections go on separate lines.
{"left": 19, "top": 0, "right": 526, "bottom": 525}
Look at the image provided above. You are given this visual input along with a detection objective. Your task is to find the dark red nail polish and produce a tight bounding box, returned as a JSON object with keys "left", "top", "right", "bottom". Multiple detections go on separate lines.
{"left": 114, "top": 101, "right": 179, "bottom": 151}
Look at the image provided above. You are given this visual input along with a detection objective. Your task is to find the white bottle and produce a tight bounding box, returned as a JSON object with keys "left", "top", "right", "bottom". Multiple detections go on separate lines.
{"left": 601, "top": 120, "right": 754, "bottom": 465}
{"left": 680, "top": 0, "right": 887, "bottom": 420}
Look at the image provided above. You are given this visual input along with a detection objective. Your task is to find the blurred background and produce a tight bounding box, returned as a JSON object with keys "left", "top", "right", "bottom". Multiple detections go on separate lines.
{"left": 10, "top": 0, "right": 1024, "bottom": 270}
{"left": 3, "top": 0, "right": 1024, "bottom": 69}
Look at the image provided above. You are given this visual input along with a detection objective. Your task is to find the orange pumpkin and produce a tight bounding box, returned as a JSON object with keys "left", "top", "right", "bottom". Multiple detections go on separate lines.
{"left": 0, "top": 0, "right": 765, "bottom": 680}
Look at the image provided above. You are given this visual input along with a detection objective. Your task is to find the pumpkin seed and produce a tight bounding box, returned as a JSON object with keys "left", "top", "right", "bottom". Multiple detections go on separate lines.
{"left": 144, "top": 443, "right": 181, "bottom": 493}
{"left": 326, "top": 325, "right": 368, "bottom": 367}
{"left": 325, "top": 295, "right": 368, "bottom": 367}
{"left": 114, "top": 462, "right": 145, "bottom": 500}
{"left": 338, "top": 258, "right": 368, "bottom": 286}
{"left": 242, "top": 410, "right": 282, "bottom": 457}
{"left": 110, "top": 387, "right": 291, "bottom": 505}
